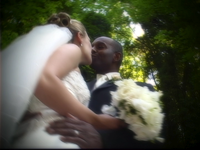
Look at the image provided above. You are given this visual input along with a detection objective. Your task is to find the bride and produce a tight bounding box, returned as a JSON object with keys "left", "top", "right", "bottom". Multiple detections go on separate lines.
{"left": 1, "top": 12, "right": 124, "bottom": 148}
{"left": 11, "top": 68, "right": 90, "bottom": 148}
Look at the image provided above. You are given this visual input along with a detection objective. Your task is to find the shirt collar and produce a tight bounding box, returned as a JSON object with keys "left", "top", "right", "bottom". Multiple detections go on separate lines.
{"left": 96, "top": 72, "right": 120, "bottom": 80}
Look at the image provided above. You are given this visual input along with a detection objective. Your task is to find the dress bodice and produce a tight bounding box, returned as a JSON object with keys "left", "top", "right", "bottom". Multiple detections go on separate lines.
{"left": 62, "top": 70, "right": 90, "bottom": 107}
{"left": 25, "top": 70, "right": 90, "bottom": 128}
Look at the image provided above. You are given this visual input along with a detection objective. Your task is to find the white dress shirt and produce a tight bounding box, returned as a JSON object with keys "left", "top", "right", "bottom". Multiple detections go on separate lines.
{"left": 93, "top": 72, "right": 121, "bottom": 89}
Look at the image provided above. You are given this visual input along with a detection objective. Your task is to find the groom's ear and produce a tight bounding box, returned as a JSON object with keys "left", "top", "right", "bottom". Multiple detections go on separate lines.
{"left": 113, "top": 52, "right": 122, "bottom": 62}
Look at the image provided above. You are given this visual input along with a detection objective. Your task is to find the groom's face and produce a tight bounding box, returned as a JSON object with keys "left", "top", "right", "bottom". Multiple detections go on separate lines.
{"left": 91, "top": 36, "right": 115, "bottom": 74}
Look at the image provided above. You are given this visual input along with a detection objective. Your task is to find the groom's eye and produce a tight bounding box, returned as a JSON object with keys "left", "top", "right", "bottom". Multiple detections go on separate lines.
{"left": 97, "top": 46, "right": 104, "bottom": 49}
{"left": 96, "top": 44, "right": 105, "bottom": 50}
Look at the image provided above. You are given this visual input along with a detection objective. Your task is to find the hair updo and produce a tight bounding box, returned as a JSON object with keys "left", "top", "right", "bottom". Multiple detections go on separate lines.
{"left": 47, "top": 12, "right": 86, "bottom": 42}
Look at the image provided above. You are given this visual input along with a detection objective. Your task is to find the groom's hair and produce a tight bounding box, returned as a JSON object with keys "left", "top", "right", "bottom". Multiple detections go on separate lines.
{"left": 112, "top": 39, "right": 123, "bottom": 68}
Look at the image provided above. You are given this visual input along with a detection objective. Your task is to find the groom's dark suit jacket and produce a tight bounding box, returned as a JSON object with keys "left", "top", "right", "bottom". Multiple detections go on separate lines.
{"left": 87, "top": 79, "right": 165, "bottom": 148}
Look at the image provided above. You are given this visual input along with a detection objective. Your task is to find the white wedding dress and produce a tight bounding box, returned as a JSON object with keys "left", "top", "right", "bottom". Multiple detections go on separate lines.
{"left": 1, "top": 24, "right": 90, "bottom": 148}
{"left": 11, "top": 70, "right": 90, "bottom": 148}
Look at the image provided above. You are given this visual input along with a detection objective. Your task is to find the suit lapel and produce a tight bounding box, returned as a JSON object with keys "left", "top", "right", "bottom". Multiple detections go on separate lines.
{"left": 87, "top": 79, "right": 96, "bottom": 92}
{"left": 91, "top": 80, "right": 114, "bottom": 93}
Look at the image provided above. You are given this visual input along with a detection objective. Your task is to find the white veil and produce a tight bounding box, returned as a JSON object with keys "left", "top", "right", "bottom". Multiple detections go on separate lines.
{"left": 1, "top": 24, "right": 72, "bottom": 147}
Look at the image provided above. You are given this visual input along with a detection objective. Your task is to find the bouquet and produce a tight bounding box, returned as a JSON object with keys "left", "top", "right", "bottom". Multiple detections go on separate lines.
{"left": 102, "top": 78, "right": 165, "bottom": 143}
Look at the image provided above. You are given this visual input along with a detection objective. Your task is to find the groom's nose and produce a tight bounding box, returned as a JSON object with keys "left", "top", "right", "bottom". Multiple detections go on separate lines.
{"left": 92, "top": 47, "right": 97, "bottom": 53}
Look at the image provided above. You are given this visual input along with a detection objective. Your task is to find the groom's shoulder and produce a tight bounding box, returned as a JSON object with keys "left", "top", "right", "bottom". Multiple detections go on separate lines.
{"left": 86, "top": 79, "right": 96, "bottom": 89}
{"left": 86, "top": 79, "right": 96, "bottom": 85}
{"left": 135, "top": 81, "right": 155, "bottom": 92}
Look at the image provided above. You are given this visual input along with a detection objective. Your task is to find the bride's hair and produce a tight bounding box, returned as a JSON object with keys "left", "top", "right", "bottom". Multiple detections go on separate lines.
{"left": 47, "top": 12, "right": 86, "bottom": 42}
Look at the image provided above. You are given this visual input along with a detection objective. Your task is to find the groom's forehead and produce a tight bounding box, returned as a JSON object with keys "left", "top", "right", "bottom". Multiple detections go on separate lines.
{"left": 93, "top": 38, "right": 113, "bottom": 46}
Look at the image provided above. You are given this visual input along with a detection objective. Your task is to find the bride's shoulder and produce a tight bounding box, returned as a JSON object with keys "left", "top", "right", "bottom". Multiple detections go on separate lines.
{"left": 59, "top": 43, "right": 80, "bottom": 50}
{"left": 56, "top": 43, "right": 81, "bottom": 56}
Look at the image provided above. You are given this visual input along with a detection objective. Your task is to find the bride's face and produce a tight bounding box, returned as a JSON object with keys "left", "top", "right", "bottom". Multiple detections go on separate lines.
{"left": 81, "top": 32, "right": 92, "bottom": 65}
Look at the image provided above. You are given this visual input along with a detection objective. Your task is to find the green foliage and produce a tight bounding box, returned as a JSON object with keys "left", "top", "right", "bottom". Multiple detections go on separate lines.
{"left": 1, "top": 0, "right": 64, "bottom": 49}
{"left": 120, "top": 52, "right": 146, "bottom": 82}
{"left": 81, "top": 12, "right": 111, "bottom": 42}
{"left": 79, "top": 65, "right": 96, "bottom": 82}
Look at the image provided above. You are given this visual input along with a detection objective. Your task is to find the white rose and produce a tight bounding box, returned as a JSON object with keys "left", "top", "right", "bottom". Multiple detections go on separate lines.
{"left": 124, "top": 114, "right": 141, "bottom": 125}
{"left": 118, "top": 110, "right": 126, "bottom": 119}
{"left": 110, "top": 91, "right": 120, "bottom": 106}
{"left": 111, "top": 74, "right": 121, "bottom": 80}
{"left": 132, "top": 99, "right": 154, "bottom": 114}
{"left": 116, "top": 87, "right": 135, "bottom": 102}
{"left": 101, "top": 105, "right": 117, "bottom": 116}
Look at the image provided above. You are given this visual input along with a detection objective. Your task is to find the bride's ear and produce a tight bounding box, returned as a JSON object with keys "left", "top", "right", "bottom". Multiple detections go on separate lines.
{"left": 76, "top": 32, "right": 83, "bottom": 47}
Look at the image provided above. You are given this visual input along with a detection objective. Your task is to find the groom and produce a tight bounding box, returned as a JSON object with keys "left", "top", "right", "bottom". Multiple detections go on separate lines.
{"left": 46, "top": 36, "right": 165, "bottom": 148}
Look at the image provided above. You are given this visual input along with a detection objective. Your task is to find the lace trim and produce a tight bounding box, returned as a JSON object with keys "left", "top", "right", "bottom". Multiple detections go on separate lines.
{"left": 62, "top": 71, "right": 90, "bottom": 106}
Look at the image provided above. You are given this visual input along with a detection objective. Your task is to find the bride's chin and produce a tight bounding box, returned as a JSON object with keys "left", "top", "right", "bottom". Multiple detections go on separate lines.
{"left": 88, "top": 59, "right": 92, "bottom": 65}
{"left": 81, "top": 58, "right": 92, "bottom": 65}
